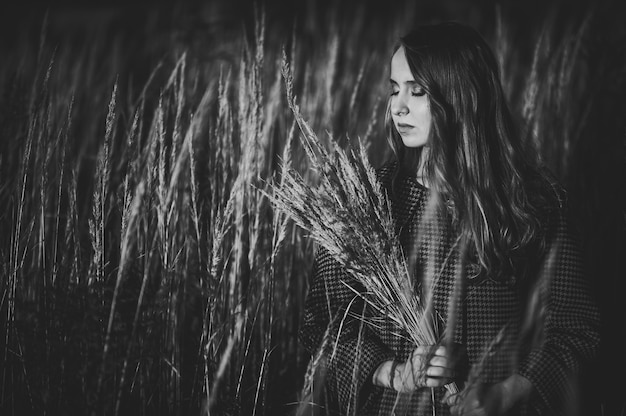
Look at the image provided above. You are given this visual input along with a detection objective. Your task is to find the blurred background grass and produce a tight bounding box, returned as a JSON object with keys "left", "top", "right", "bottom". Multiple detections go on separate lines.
{"left": 0, "top": 0, "right": 625, "bottom": 415}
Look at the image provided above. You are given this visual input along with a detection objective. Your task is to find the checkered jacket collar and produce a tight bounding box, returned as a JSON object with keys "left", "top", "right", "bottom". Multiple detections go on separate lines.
{"left": 376, "top": 161, "right": 429, "bottom": 234}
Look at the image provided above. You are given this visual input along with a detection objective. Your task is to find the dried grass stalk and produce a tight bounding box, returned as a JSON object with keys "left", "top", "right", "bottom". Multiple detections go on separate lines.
{"left": 266, "top": 54, "right": 458, "bottom": 394}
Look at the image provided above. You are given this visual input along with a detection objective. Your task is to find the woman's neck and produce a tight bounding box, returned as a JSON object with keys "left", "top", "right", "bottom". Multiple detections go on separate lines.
{"left": 416, "top": 147, "right": 430, "bottom": 188}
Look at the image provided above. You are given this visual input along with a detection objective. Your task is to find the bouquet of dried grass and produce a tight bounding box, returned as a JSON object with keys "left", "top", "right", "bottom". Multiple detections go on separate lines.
{"left": 265, "top": 54, "right": 458, "bottom": 395}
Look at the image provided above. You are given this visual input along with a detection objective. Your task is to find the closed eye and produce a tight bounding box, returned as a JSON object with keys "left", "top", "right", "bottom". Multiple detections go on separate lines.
{"left": 390, "top": 80, "right": 426, "bottom": 97}
{"left": 389, "top": 80, "right": 399, "bottom": 96}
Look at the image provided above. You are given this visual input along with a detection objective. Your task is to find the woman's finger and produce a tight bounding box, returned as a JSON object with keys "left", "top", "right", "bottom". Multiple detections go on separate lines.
{"left": 432, "top": 345, "right": 448, "bottom": 357}
{"left": 429, "top": 355, "right": 450, "bottom": 367}
{"left": 423, "top": 376, "right": 450, "bottom": 388}
{"left": 426, "top": 365, "right": 454, "bottom": 379}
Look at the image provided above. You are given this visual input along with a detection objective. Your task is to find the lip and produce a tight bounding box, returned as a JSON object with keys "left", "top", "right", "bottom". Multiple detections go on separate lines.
{"left": 395, "top": 122, "right": 414, "bottom": 134}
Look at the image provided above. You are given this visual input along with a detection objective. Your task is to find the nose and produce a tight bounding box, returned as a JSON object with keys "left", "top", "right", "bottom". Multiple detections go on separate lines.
{"left": 391, "top": 92, "right": 409, "bottom": 116}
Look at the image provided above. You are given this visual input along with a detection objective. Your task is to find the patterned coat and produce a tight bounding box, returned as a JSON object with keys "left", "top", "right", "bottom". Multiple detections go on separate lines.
{"left": 299, "top": 162, "right": 600, "bottom": 416}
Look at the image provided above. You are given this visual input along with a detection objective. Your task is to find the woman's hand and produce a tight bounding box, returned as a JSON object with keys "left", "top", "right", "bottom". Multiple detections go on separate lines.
{"left": 445, "top": 383, "right": 503, "bottom": 416}
{"left": 445, "top": 374, "right": 533, "bottom": 416}
{"left": 372, "top": 345, "right": 457, "bottom": 392}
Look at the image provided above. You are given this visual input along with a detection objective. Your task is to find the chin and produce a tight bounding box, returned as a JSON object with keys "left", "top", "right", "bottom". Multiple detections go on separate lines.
{"left": 401, "top": 137, "right": 428, "bottom": 148}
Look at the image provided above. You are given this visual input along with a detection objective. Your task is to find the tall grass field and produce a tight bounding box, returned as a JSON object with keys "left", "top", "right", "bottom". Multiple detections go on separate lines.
{"left": 0, "top": 0, "right": 625, "bottom": 415}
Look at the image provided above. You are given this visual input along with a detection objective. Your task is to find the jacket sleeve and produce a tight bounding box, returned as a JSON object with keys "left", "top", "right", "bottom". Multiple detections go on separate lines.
{"left": 299, "top": 245, "right": 396, "bottom": 414}
{"left": 516, "top": 194, "right": 601, "bottom": 414}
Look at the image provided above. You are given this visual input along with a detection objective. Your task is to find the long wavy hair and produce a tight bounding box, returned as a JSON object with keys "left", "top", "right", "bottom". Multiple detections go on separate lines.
{"left": 386, "top": 21, "right": 552, "bottom": 281}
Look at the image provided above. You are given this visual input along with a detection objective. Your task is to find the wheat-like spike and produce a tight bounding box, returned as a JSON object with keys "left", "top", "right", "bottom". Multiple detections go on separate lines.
{"left": 271, "top": 61, "right": 448, "bottom": 353}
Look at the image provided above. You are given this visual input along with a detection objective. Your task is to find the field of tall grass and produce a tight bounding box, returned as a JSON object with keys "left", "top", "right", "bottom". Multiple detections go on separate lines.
{"left": 1, "top": 0, "right": 625, "bottom": 415}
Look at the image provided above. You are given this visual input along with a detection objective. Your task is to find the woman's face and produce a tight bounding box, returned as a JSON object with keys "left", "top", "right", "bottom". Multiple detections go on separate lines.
{"left": 389, "top": 46, "right": 432, "bottom": 148}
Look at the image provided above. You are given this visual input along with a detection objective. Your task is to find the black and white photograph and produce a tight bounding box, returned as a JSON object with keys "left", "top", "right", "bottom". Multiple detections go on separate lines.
{"left": 1, "top": 0, "right": 625, "bottom": 415}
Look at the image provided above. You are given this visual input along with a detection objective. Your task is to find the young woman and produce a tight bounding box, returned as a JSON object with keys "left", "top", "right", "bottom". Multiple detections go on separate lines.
{"left": 299, "top": 22, "right": 600, "bottom": 415}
